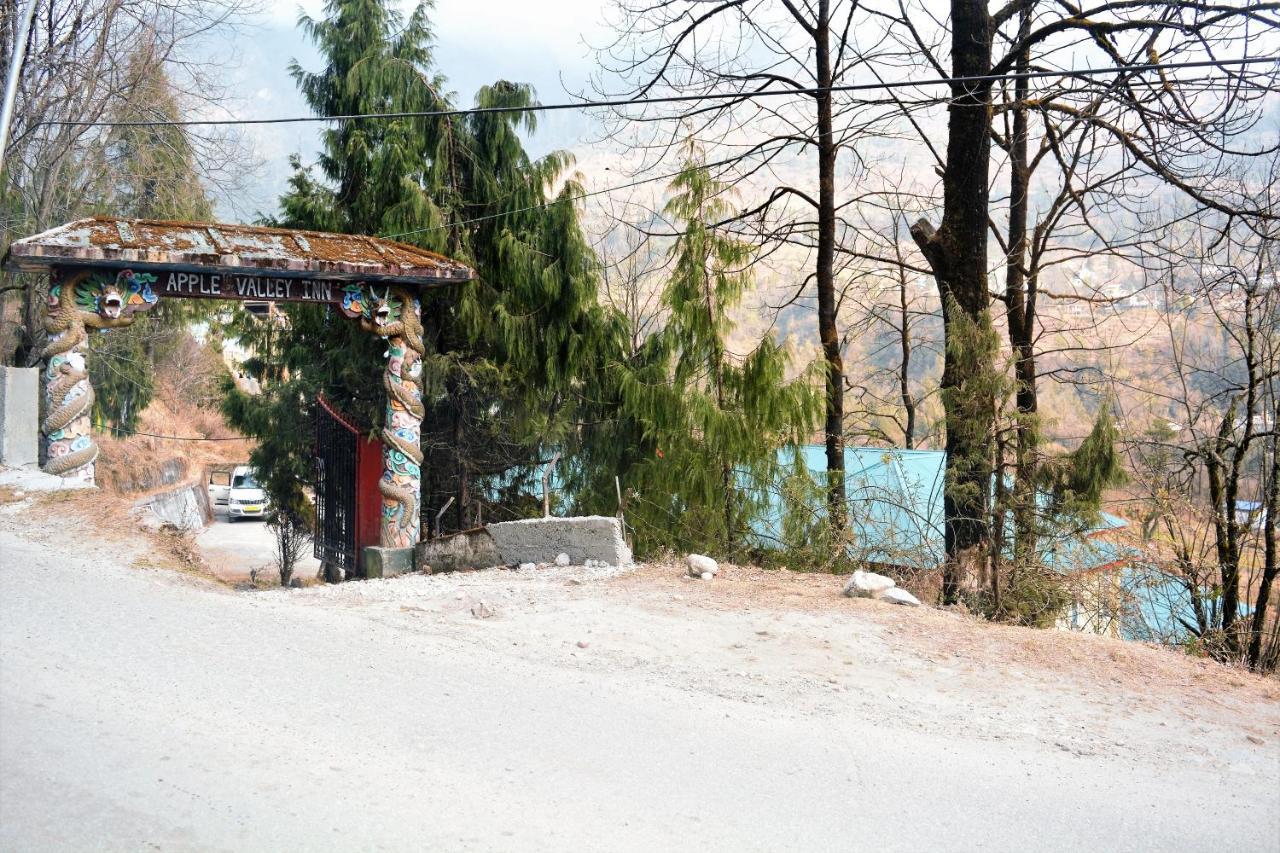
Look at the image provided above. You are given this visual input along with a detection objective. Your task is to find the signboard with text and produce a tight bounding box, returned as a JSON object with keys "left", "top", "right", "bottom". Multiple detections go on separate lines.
{"left": 54, "top": 265, "right": 367, "bottom": 306}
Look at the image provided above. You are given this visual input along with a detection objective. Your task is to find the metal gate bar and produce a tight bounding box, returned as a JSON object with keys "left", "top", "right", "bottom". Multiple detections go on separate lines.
{"left": 314, "top": 396, "right": 358, "bottom": 573}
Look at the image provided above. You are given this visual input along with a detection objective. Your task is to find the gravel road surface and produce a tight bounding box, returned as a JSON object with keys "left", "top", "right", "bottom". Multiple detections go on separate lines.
{"left": 1, "top": 519, "right": 1277, "bottom": 852}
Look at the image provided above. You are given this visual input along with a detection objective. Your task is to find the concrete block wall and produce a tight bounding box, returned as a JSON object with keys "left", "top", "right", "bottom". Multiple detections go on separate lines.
{"left": 485, "top": 516, "right": 633, "bottom": 566}
{"left": 0, "top": 367, "right": 39, "bottom": 468}
{"left": 415, "top": 528, "right": 500, "bottom": 573}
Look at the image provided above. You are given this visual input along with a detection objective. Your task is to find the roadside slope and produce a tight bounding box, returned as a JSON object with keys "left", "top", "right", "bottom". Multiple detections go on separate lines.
{"left": 1, "top": 499, "right": 1277, "bottom": 852}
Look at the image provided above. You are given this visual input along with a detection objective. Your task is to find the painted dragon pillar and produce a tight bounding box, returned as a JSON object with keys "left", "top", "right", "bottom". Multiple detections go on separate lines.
{"left": 41, "top": 269, "right": 159, "bottom": 483}
{"left": 340, "top": 284, "right": 425, "bottom": 549}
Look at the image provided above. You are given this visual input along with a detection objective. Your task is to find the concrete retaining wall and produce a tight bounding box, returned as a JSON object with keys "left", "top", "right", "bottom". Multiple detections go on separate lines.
{"left": 135, "top": 480, "right": 213, "bottom": 532}
{"left": 485, "top": 516, "right": 632, "bottom": 566}
{"left": 415, "top": 528, "right": 500, "bottom": 573}
{"left": 101, "top": 457, "right": 187, "bottom": 494}
{"left": 0, "top": 366, "right": 38, "bottom": 468}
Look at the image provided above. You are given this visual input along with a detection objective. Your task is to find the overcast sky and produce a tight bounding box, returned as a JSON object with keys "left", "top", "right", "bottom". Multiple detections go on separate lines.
{"left": 220, "top": 0, "right": 609, "bottom": 219}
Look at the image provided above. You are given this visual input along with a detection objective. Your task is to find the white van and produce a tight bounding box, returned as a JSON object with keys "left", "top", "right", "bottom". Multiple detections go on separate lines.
{"left": 225, "top": 465, "right": 269, "bottom": 521}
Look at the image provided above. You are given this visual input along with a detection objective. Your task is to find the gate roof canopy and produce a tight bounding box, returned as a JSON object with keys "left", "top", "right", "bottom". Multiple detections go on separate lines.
{"left": 3, "top": 217, "right": 475, "bottom": 286}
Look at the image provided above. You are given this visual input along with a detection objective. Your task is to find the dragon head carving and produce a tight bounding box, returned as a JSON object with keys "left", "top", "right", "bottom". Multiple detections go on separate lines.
{"left": 98, "top": 280, "right": 126, "bottom": 319}
{"left": 340, "top": 284, "right": 407, "bottom": 335}
{"left": 63, "top": 269, "right": 159, "bottom": 324}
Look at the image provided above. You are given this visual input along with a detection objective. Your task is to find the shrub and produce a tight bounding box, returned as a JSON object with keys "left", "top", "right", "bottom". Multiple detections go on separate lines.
{"left": 984, "top": 566, "right": 1072, "bottom": 628}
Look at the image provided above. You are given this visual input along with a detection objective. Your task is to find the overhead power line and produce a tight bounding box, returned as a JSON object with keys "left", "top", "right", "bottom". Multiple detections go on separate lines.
{"left": 383, "top": 157, "right": 719, "bottom": 239}
{"left": 109, "top": 428, "right": 249, "bottom": 441}
{"left": 32, "top": 57, "right": 1276, "bottom": 130}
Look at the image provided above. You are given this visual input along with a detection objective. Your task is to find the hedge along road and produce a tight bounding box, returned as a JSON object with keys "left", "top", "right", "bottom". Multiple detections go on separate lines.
{"left": 1, "top": 521, "right": 1276, "bottom": 852}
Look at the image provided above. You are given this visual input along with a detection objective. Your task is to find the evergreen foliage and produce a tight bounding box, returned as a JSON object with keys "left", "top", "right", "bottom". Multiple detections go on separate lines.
{"left": 772, "top": 445, "right": 851, "bottom": 571}
{"left": 224, "top": 0, "right": 624, "bottom": 530}
{"left": 938, "top": 296, "right": 1006, "bottom": 600}
{"left": 1043, "top": 400, "right": 1126, "bottom": 522}
{"left": 584, "top": 152, "right": 819, "bottom": 556}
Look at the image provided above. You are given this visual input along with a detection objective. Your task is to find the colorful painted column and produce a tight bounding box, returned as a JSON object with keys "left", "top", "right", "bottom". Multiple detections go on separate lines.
{"left": 41, "top": 268, "right": 158, "bottom": 483}
{"left": 340, "top": 284, "right": 425, "bottom": 548}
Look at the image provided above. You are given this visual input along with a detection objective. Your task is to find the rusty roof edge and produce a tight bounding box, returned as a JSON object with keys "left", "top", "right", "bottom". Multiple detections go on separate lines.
{"left": 4, "top": 217, "right": 477, "bottom": 283}
{"left": 12, "top": 216, "right": 470, "bottom": 265}
{"left": 3, "top": 244, "right": 474, "bottom": 285}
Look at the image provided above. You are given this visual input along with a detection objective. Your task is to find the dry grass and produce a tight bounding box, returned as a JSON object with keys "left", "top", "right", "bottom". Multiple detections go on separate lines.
{"left": 613, "top": 559, "right": 1280, "bottom": 707}
{"left": 91, "top": 327, "right": 251, "bottom": 497}
{"left": 13, "top": 486, "right": 225, "bottom": 588}
{"left": 96, "top": 378, "right": 252, "bottom": 497}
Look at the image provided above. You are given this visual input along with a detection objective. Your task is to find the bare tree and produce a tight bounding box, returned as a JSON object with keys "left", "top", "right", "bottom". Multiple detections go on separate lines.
{"left": 268, "top": 507, "right": 312, "bottom": 588}
{"left": 841, "top": 181, "right": 942, "bottom": 449}
{"left": 593, "top": 0, "right": 908, "bottom": 529}
{"left": 866, "top": 0, "right": 1280, "bottom": 602}
{"left": 1124, "top": 177, "right": 1278, "bottom": 669}
{"left": 1, "top": 0, "right": 257, "bottom": 364}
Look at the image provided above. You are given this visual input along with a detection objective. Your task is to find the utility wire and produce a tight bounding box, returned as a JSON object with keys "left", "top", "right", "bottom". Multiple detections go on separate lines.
{"left": 383, "top": 156, "right": 723, "bottom": 239}
{"left": 31, "top": 57, "right": 1276, "bottom": 129}
{"left": 382, "top": 61, "right": 1254, "bottom": 241}
{"left": 382, "top": 62, "right": 1256, "bottom": 239}
{"left": 109, "top": 429, "right": 248, "bottom": 441}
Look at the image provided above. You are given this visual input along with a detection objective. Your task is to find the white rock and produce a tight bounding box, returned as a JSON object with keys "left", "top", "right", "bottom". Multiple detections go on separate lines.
{"left": 518, "top": 562, "right": 536, "bottom": 572}
{"left": 687, "top": 553, "right": 718, "bottom": 577}
{"left": 842, "top": 570, "right": 896, "bottom": 598}
{"left": 700, "top": 571, "right": 714, "bottom": 581}
{"left": 554, "top": 553, "right": 571, "bottom": 567}
{"left": 878, "top": 587, "right": 921, "bottom": 607}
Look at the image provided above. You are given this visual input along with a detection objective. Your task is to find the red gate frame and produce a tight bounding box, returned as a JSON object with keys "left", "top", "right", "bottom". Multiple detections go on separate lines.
{"left": 316, "top": 395, "right": 386, "bottom": 576}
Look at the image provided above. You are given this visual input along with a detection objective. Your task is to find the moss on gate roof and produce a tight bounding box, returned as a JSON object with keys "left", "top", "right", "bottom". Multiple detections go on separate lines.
{"left": 3, "top": 217, "right": 475, "bottom": 285}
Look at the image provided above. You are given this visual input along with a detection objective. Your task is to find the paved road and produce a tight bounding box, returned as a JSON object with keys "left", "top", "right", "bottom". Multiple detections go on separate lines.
{"left": 194, "top": 508, "right": 321, "bottom": 583}
{"left": 1, "top": 529, "right": 1276, "bottom": 852}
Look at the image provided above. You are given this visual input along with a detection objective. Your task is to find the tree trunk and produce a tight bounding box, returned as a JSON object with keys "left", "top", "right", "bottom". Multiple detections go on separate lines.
{"left": 1207, "top": 413, "right": 1242, "bottom": 648}
{"left": 909, "top": 0, "right": 995, "bottom": 604}
{"left": 1005, "top": 10, "right": 1038, "bottom": 567}
{"left": 1247, "top": 408, "right": 1278, "bottom": 670}
{"left": 898, "top": 265, "right": 916, "bottom": 449}
{"left": 815, "top": 1, "right": 846, "bottom": 530}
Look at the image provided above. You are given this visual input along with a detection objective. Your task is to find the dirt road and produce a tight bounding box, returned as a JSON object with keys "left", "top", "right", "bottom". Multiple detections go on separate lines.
{"left": 1, "top": 503, "right": 1277, "bottom": 851}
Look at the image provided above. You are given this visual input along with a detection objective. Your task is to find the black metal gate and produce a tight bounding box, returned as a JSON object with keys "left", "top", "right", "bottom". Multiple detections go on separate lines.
{"left": 314, "top": 398, "right": 358, "bottom": 574}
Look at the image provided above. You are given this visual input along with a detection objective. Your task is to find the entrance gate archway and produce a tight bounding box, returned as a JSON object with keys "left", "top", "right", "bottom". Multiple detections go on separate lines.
{"left": 3, "top": 217, "right": 475, "bottom": 554}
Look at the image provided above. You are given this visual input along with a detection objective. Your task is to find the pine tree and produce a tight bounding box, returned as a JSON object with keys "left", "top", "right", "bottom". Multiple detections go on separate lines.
{"left": 225, "top": 0, "right": 623, "bottom": 531}
{"left": 604, "top": 150, "right": 819, "bottom": 556}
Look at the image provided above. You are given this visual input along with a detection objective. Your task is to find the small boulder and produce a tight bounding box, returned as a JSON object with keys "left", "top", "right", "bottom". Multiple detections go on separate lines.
{"left": 554, "top": 553, "right": 571, "bottom": 567}
{"left": 878, "top": 588, "right": 921, "bottom": 607}
{"left": 700, "top": 571, "right": 714, "bottom": 581}
{"left": 518, "top": 562, "right": 536, "bottom": 572}
{"left": 842, "top": 570, "right": 895, "bottom": 598}
{"left": 687, "top": 553, "right": 718, "bottom": 577}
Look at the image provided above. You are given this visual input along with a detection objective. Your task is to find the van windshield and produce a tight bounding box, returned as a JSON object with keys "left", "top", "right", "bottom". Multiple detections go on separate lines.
{"left": 232, "top": 472, "right": 259, "bottom": 489}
